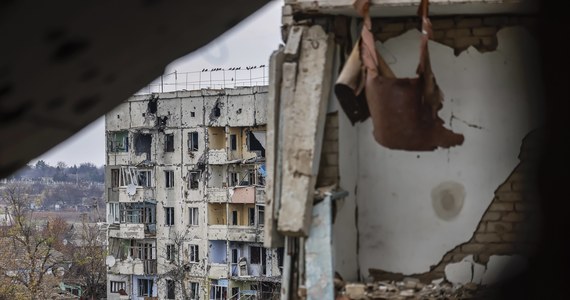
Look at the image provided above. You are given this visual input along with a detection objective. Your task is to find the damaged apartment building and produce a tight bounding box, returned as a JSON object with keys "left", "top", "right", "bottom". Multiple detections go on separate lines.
{"left": 104, "top": 86, "right": 283, "bottom": 300}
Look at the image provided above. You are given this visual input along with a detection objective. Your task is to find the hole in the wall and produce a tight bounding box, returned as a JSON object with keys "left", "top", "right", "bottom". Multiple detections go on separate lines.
{"left": 147, "top": 94, "right": 158, "bottom": 114}
{"left": 52, "top": 38, "right": 90, "bottom": 62}
{"left": 191, "top": 111, "right": 195, "bottom": 117}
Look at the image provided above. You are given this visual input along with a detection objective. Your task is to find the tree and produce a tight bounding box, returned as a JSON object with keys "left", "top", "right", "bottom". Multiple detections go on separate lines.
{"left": 158, "top": 229, "right": 195, "bottom": 300}
{"left": 0, "top": 183, "right": 71, "bottom": 300}
{"left": 63, "top": 215, "right": 107, "bottom": 299}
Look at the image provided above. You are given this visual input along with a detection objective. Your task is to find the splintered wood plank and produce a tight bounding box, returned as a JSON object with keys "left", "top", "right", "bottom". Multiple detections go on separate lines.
{"left": 277, "top": 25, "right": 335, "bottom": 236}
{"left": 264, "top": 46, "right": 285, "bottom": 248}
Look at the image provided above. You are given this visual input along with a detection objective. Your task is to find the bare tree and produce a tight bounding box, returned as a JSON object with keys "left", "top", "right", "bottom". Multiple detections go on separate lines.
{"left": 158, "top": 229, "right": 196, "bottom": 300}
{"left": 0, "top": 183, "right": 71, "bottom": 300}
{"left": 63, "top": 215, "right": 107, "bottom": 299}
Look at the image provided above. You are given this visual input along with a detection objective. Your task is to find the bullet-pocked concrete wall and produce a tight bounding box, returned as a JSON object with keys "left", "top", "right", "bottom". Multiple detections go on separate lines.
{"left": 335, "top": 16, "right": 543, "bottom": 283}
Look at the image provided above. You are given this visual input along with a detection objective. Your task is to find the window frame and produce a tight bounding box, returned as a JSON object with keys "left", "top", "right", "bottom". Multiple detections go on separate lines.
{"left": 165, "top": 133, "right": 175, "bottom": 152}
{"left": 188, "top": 131, "right": 199, "bottom": 152}
{"left": 189, "top": 244, "right": 199, "bottom": 263}
{"left": 189, "top": 207, "right": 199, "bottom": 226}
{"left": 165, "top": 170, "right": 174, "bottom": 188}
{"left": 110, "top": 281, "right": 125, "bottom": 293}
{"left": 165, "top": 207, "right": 175, "bottom": 226}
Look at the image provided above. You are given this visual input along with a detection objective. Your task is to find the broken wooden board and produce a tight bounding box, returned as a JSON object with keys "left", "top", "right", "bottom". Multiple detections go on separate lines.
{"left": 264, "top": 45, "right": 285, "bottom": 248}
{"left": 305, "top": 196, "right": 334, "bottom": 300}
{"left": 277, "top": 25, "right": 335, "bottom": 236}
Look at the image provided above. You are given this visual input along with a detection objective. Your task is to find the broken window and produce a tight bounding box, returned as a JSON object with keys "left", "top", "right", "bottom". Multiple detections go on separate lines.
{"left": 231, "top": 249, "right": 238, "bottom": 264}
{"left": 165, "top": 134, "right": 174, "bottom": 152}
{"left": 108, "top": 202, "right": 120, "bottom": 224}
{"left": 166, "top": 244, "right": 175, "bottom": 261}
{"left": 110, "top": 281, "right": 125, "bottom": 293}
{"left": 111, "top": 169, "right": 121, "bottom": 187}
{"left": 229, "top": 172, "right": 238, "bottom": 187}
{"left": 257, "top": 205, "right": 264, "bottom": 226}
{"left": 166, "top": 280, "right": 175, "bottom": 299}
{"left": 190, "top": 111, "right": 195, "bottom": 117}
{"left": 248, "top": 170, "right": 256, "bottom": 185}
{"left": 250, "top": 246, "right": 261, "bottom": 264}
{"left": 108, "top": 131, "right": 129, "bottom": 152}
{"left": 249, "top": 207, "right": 255, "bottom": 226}
{"left": 137, "top": 169, "right": 152, "bottom": 187}
{"left": 134, "top": 133, "right": 152, "bottom": 160}
{"left": 189, "top": 244, "right": 199, "bottom": 263}
{"left": 247, "top": 131, "right": 265, "bottom": 157}
{"left": 165, "top": 170, "right": 174, "bottom": 188}
{"left": 189, "top": 207, "right": 199, "bottom": 226}
{"left": 165, "top": 207, "right": 174, "bottom": 226}
{"left": 232, "top": 210, "right": 238, "bottom": 226}
{"left": 138, "top": 279, "right": 154, "bottom": 297}
{"left": 189, "top": 282, "right": 199, "bottom": 300}
{"left": 210, "top": 284, "right": 227, "bottom": 300}
{"left": 230, "top": 134, "right": 237, "bottom": 151}
{"left": 188, "top": 132, "right": 199, "bottom": 152}
{"left": 188, "top": 171, "right": 200, "bottom": 190}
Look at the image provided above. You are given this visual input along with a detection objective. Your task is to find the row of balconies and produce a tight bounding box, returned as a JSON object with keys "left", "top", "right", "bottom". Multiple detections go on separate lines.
{"left": 109, "top": 186, "right": 264, "bottom": 203}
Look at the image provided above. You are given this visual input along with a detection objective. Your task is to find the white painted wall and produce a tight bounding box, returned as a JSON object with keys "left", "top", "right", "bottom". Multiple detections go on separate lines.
{"left": 337, "top": 27, "right": 542, "bottom": 278}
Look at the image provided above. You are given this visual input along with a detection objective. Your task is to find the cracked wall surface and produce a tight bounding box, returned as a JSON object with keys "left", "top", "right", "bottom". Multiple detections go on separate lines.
{"left": 336, "top": 21, "right": 543, "bottom": 282}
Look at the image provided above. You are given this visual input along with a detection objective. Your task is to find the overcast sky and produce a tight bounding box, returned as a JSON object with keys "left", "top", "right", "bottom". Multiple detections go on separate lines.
{"left": 33, "top": 1, "right": 283, "bottom": 167}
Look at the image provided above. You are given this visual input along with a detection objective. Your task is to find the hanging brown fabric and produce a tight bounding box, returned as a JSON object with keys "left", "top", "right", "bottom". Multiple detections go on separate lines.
{"left": 337, "top": 0, "right": 464, "bottom": 151}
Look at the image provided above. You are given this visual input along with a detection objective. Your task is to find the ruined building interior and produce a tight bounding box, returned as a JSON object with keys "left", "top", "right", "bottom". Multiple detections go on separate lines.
{"left": 1, "top": 0, "right": 569, "bottom": 299}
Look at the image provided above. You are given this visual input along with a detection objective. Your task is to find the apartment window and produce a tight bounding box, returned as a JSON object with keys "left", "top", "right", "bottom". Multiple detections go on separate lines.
{"left": 231, "top": 287, "right": 240, "bottom": 299}
{"left": 110, "top": 281, "right": 125, "bottom": 293}
{"left": 111, "top": 169, "right": 120, "bottom": 187}
{"left": 231, "top": 211, "right": 238, "bottom": 226}
{"left": 166, "top": 280, "right": 175, "bottom": 299}
{"left": 189, "top": 207, "right": 199, "bottom": 226}
{"left": 165, "top": 134, "right": 175, "bottom": 152}
{"left": 229, "top": 172, "right": 238, "bottom": 187}
{"left": 190, "top": 282, "right": 200, "bottom": 300}
{"left": 138, "top": 278, "right": 154, "bottom": 297}
{"left": 250, "top": 246, "right": 261, "bottom": 264}
{"left": 108, "top": 203, "right": 119, "bottom": 224}
{"left": 231, "top": 249, "right": 238, "bottom": 264}
{"left": 210, "top": 284, "right": 227, "bottom": 300}
{"left": 230, "top": 134, "right": 237, "bottom": 151}
{"left": 257, "top": 205, "right": 265, "bottom": 226}
{"left": 188, "top": 132, "right": 199, "bottom": 152}
{"left": 249, "top": 207, "right": 255, "bottom": 226}
{"left": 189, "top": 171, "right": 200, "bottom": 190}
{"left": 109, "top": 131, "right": 129, "bottom": 152}
{"left": 137, "top": 169, "right": 152, "bottom": 187}
{"left": 189, "top": 244, "right": 199, "bottom": 263}
{"left": 165, "top": 170, "right": 174, "bottom": 188}
{"left": 247, "top": 170, "right": 256, "bottom": 185}
{"left": 166, "top": 244, "right": 175, "bottom": 261}
{"left": 165, "top": 207, "right": 175, "bottom": 226}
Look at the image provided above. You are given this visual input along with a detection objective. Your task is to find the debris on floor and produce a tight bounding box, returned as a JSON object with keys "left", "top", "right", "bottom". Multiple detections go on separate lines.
{"left": 336, "top": 277, "right": 494, "bottom": 300}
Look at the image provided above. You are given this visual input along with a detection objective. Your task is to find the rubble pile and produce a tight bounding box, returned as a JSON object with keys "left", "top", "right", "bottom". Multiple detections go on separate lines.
{"left": 336, "top": 277, "right": 491, "bottom": 300}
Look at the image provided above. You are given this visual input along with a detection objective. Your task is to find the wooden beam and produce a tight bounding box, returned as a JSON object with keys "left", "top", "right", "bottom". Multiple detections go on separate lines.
{"left": 277, "top": 25, "right": 335, "bottom": 236}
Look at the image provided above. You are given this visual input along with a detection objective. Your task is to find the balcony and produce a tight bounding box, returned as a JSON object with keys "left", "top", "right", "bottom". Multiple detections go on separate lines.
{"left": 208, "top": 263, "right": 229, "bottom": 279}
{"left": 208, "top": 225, "right": 260, "bottom": 242}
{"left": 109, "top": 258, "right": 156, "bottom": 275}
{"left": 207, "top": 188, "right": 228, "bottom": 202}
{"left": 208, "top": 149, "right": 227, "bottom": 165}
{"left": 118, "top": 186, "right": 155, "bottom": 203}
{"left": 108, "top": 223, "right": 145, "bottom": 239}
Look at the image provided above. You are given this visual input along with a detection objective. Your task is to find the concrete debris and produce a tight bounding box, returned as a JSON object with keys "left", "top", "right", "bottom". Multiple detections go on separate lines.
{"left": 338, "top": 279, "right": 491, "bottom": 300}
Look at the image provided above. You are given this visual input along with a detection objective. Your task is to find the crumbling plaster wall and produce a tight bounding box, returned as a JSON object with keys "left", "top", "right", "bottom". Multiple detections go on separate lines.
{"left": 337, "top": 23, "right": 542, "bottom": 280}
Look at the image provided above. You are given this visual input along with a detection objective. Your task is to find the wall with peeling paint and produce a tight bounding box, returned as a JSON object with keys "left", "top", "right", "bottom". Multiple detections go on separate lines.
{"left": 337, "top": 27, "right": 542, "bottom": 280}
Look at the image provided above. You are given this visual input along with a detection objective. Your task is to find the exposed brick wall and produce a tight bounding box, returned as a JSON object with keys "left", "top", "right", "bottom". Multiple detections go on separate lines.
{"left": 370, "top": 130, "right": 542, "bottom": 282}
{"left": 317, "top": 112, "right": 339, "bottom": 187}
{"left": 370, "top": 15, "right": 537, "bottom": 55}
